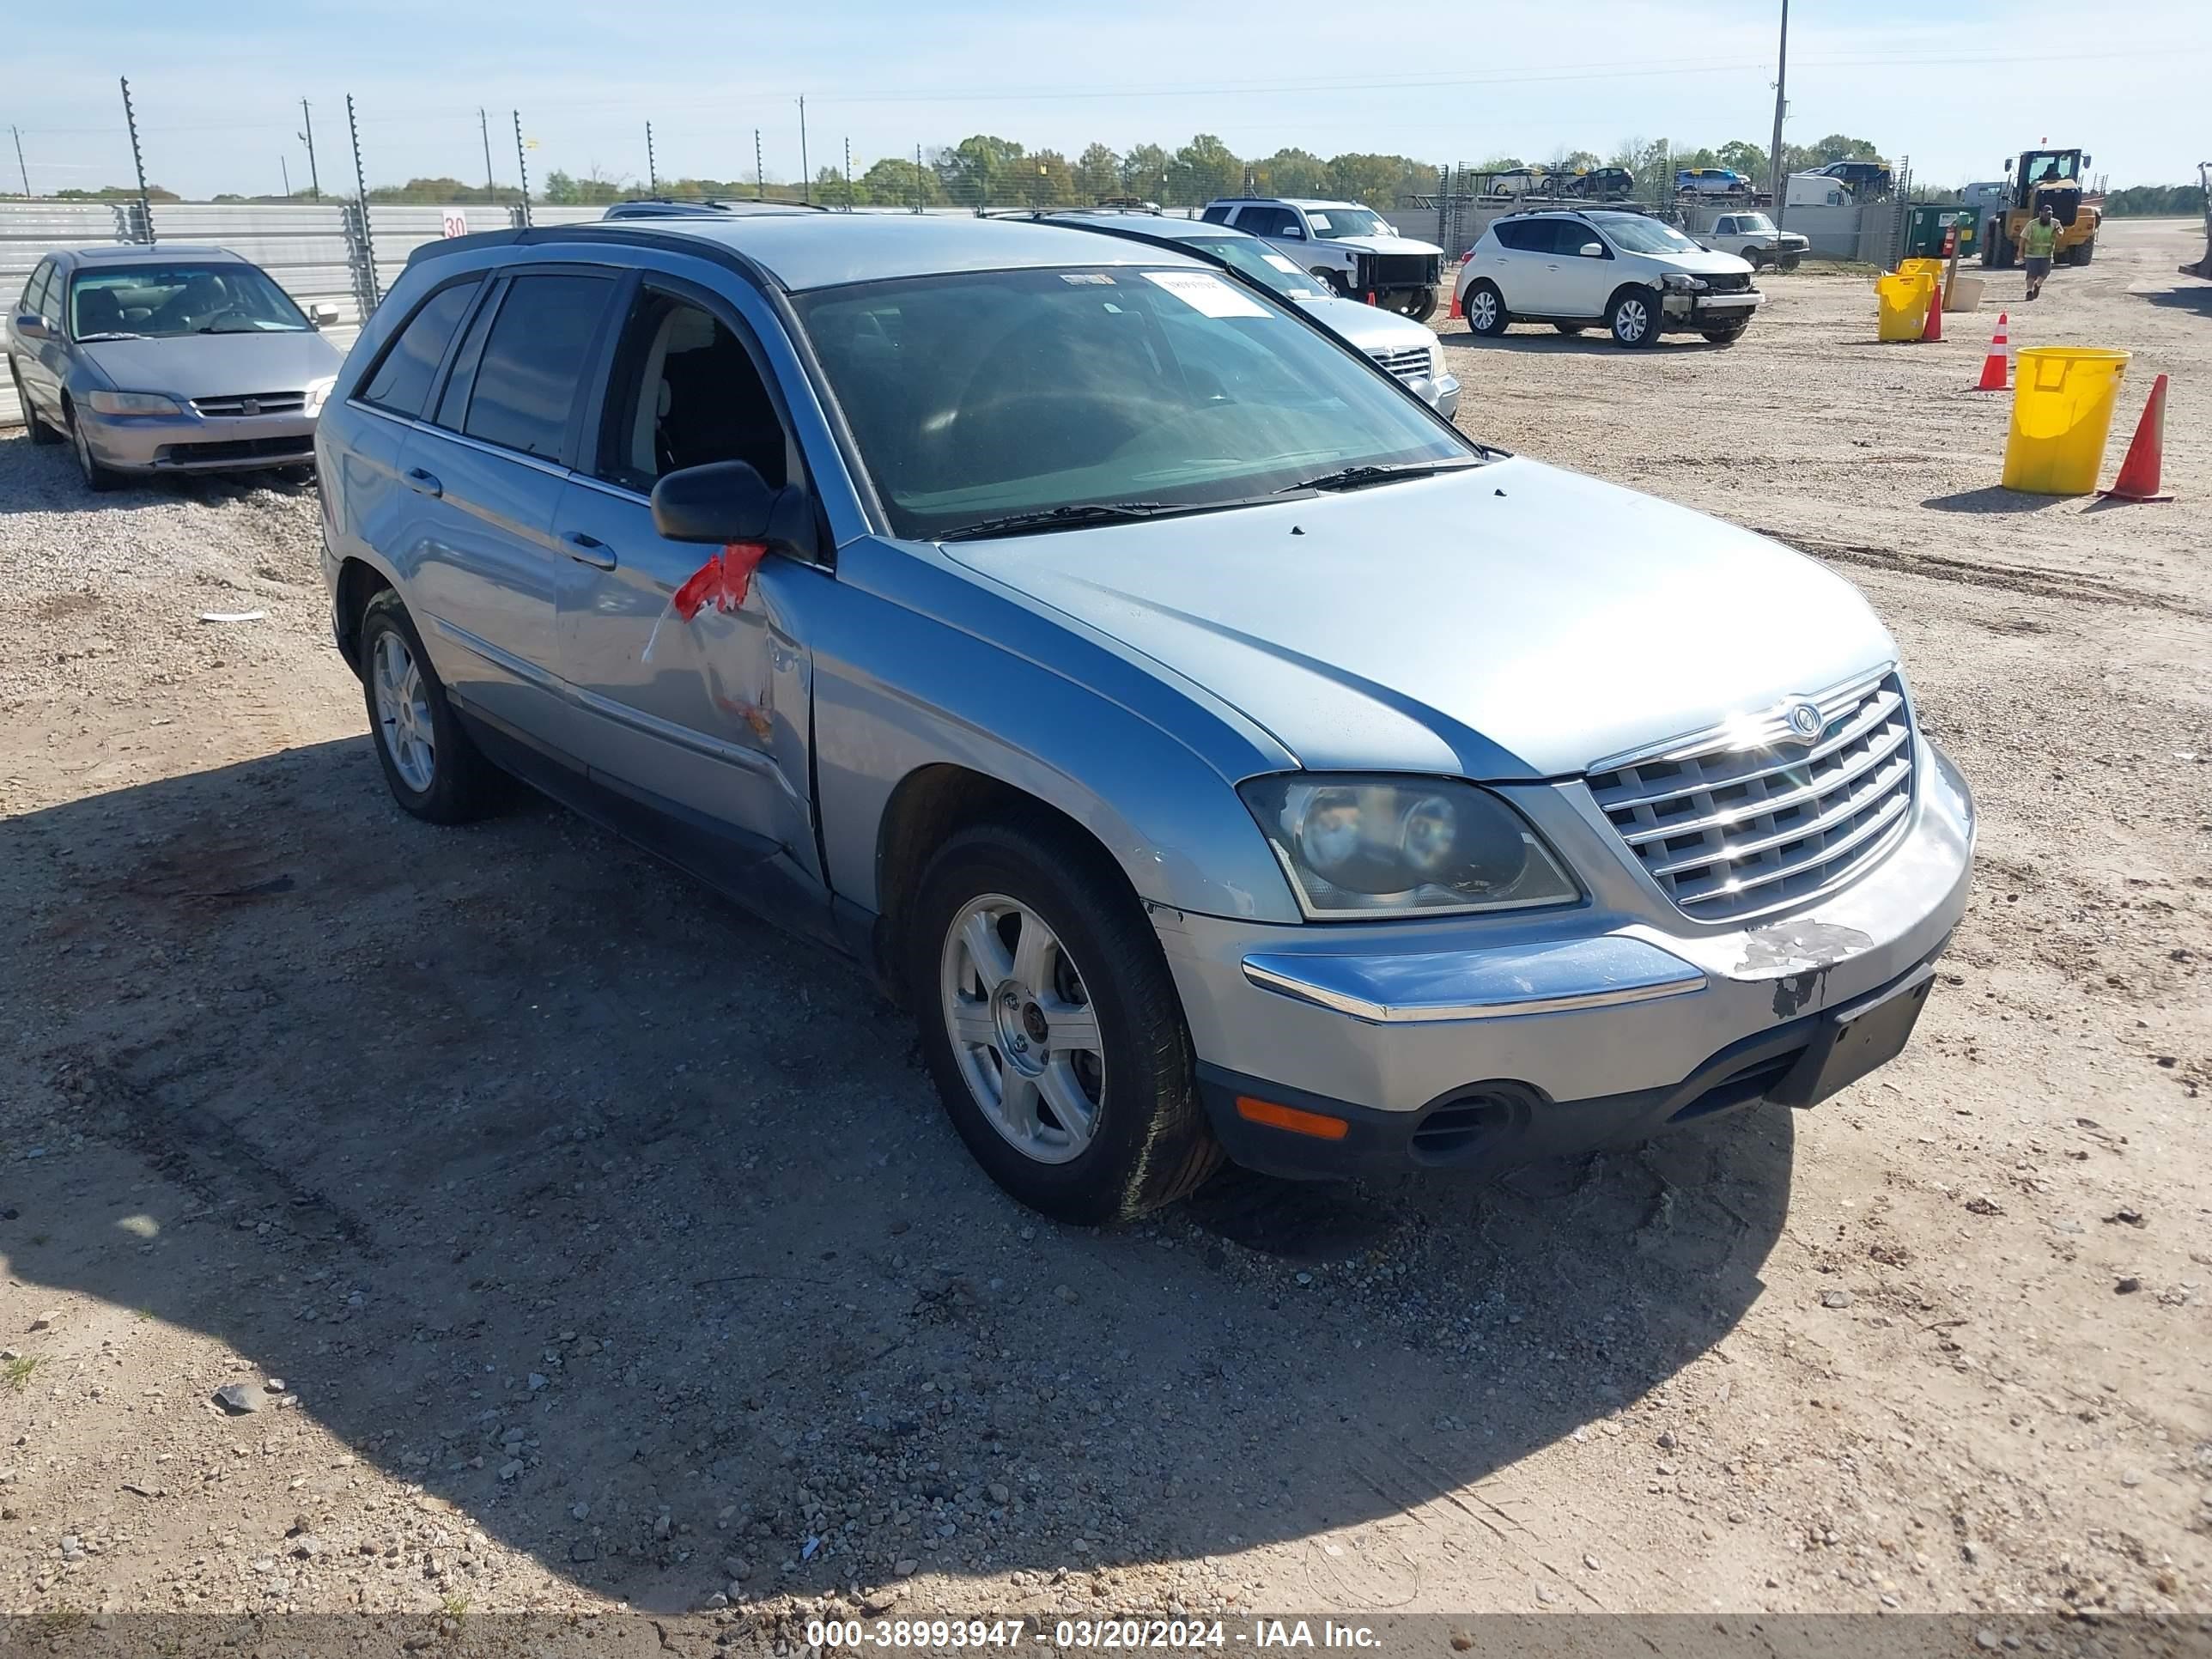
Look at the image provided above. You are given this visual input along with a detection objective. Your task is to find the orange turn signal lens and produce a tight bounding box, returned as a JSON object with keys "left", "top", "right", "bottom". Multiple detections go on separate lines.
{"left": 1234, "top": 1096, "right": 1349, "bottom": 1141}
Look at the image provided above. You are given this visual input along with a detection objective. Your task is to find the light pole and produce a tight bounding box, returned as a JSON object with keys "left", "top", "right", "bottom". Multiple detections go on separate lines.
{"left": 1767, "top": 0, "right": 1790, "bottom": 228}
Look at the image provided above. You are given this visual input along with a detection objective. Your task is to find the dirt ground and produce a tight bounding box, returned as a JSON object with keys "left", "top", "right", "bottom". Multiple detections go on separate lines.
{"left": 0, "top": 217, "right": 2206, "bottom": 1650}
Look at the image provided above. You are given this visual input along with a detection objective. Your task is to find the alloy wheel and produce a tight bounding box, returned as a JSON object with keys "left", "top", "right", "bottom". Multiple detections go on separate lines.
{"left": 372, "top": 630, "right": 437, "bottom": 793}
{"left": 1614, "top": 297, "right": 1650, "bottom": 343}
{"left": 939, "top": 894, "right": 1106, "bottom": 1165}
{"left": 1469, "top": 290, "right": 1499, "bottom": 331}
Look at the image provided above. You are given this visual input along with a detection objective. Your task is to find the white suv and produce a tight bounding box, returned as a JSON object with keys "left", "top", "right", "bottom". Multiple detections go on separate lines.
{"left": 1199, "top": 198, "right": 1444, "bottom": 320}
{"left": 1455, "top": 209, "right": 1764, "bottom": 347}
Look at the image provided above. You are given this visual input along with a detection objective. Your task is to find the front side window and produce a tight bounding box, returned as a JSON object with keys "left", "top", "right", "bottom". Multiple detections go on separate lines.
{"left": 67, "top": 261, "right": 308, "bottom": 340}
{"left": 592, "top": 293, "right": 788, "bottom": 493}
{"left": 21, "top": 259, "right": 55, "bottom": 319}
{"left": 796, "top": 265, "right": 1468, "bottom": 541}
{"left": 1734, "top": 214, "right": 1776, "bottom": 234}
{"left": 1305, "top": 208, "right": 1391, "bottom": 239}
{"left": 460, "top": 273, "right": 615, "bottom": 461}
{"left": 1594, "top": 216, "right": 1702, "bottom": 255}
{"left": 362, "top": 278, "right": 482, "bottom": 417}
{"left": 1237, "top": 206, "right": 1294, "bottom": 238}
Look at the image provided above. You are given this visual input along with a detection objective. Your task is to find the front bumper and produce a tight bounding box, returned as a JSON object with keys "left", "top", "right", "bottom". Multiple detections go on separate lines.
{"left": 1153, "top": 735, "right": 1975, "bottom": 1178}
{"left": 77, "top": 406, "right": 317, "bottom": 474}
{"left": 1414, "top": 374, "right": 1461, "bottom": 421}
{"left": 1660, "top": 287, "right": 1765, "bottom": 328}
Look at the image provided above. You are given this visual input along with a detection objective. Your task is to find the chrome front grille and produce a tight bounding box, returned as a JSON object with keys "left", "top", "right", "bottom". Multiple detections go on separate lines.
{"left": 1586, "top": 670, "right": 1916, "bottom": 921}
{"left": 191, "top": 391, "right": 307, "bottom": 417}
{"left": 1367, "top": 344, "right": 1432, "bottom": 385}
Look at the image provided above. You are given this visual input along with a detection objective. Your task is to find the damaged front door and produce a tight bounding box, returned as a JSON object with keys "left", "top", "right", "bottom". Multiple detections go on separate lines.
{"left": 550, "top": 276, "right": 822, "bottom": 890}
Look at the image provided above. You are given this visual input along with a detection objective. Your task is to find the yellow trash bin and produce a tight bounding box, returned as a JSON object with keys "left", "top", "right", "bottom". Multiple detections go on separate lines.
{"left": 1896, "top": 258, "right": 1947, "bottom": 285}
{"left": 1876, "top": 272, "right": 1936, "bottom": 341}
{"left": 2002, "top": 348, "right": 2131, "bottom": 494}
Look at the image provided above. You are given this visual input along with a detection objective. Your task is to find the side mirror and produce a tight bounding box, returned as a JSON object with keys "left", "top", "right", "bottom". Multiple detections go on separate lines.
{"left": 1578, "top": 242, "right": 1606, "bottom": 258}
{"left": 1280, "top": 224, "right": 1304, "bottom": 240}
{"left": 651, "top": 460, "right": 817, "bottom": 561}
{"left": 15, "top": 314, "right": 50, "bottom": 341}
{"left": 310, "top": 303, "right": 340, "bottom": 326}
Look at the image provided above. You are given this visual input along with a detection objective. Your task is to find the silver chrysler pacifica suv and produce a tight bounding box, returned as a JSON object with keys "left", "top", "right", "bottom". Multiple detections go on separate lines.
{"left": 317, "top": 213, "right": 1974, "bottom": 1222}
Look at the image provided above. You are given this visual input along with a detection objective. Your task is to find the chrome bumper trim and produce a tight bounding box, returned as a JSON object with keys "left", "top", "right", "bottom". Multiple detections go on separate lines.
{"left": 1240, "top": 934, "right": 1708, "bottom": 1025}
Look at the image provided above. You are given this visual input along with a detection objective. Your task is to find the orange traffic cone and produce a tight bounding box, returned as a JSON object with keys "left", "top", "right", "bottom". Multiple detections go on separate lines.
{"left": 1449, "top": 289, "right": 1462, "bottom": 320}
{"left": 1448, "top": 252, "right": 1469, "bottom": 319}
{"left": 1975, "top": 313, "right": 2010, "bottom": 391}
{"left": 1920, "top": 278, "right": 1944, "bottom": 343}
{"left": 2100, "top": 374, "right": 2173, "bottom": 502}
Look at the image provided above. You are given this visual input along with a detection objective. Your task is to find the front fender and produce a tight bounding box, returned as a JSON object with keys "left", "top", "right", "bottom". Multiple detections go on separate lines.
{"left": 812, "top": 538, "right": 1305, "bottom": 925}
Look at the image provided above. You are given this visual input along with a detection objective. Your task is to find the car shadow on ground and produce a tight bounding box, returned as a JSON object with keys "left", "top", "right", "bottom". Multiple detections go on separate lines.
{"left": 0, "top": 738, "right": 1796, "bottom": 1608}
{"left": 1921, "top": 485, "right": 2074, "bottom": 515}
{"left": 1455, "top": 329, "right": 1736, "bottom": 356}
{"left": 0, "top": 432, "right": 314, "bottom": 517}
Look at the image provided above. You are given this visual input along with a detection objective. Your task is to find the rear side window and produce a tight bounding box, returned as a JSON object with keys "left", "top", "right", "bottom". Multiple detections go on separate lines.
{"left": 1200, "top": 205, "right": 1233, "bottom": 225}
{"left": 1492, "top": 221, "right": 1544, "bottom": 252}
{"left": 460, "top": 274, "right": 615, "bottom": 462}
{"left": 362, "top": 279, "right": 481, "bottom": 416}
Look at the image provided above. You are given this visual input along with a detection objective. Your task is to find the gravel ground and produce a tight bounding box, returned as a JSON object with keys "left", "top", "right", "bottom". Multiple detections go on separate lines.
{"left": 0, "top": 219, "right": 2206, "bottom": 1653}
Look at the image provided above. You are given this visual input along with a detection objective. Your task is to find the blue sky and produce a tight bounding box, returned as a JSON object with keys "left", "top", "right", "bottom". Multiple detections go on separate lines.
{"left": 12, "top": 0, "right": 2207, "bottom": 198}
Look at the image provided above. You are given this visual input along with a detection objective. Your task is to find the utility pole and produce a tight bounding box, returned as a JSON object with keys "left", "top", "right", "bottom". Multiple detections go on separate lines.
{"left": 645, "top": 121, "right": 658, "bottom": 193}
{"left": 842, "top": 137, "right": 851, "bottom": 210}
{"left": 513, "top": 110, "right": 532, "bottom": 226}
{"left": 755, "top": 128, "right": 764, "bottom": 201}
{"left": 281, "top": 155, "right": 292, "bottom": 199}
{"left": 1767, "top": 0, "right": 1790, "bottom": 228}
{"left": 119, "top": 76, "right": 153, "bottom": 243}
{"left": 10, "top": 126, "right": 28, "bottom": 198}
{"left": 916, "top": 143, "right": 924, "bottom": 214}
{"left": 346, "top": 94, "right": 376, "bottom": 304}
{"left": 479, "top": 108, "right": 495, "bottom": 195}
{"left": 300, "top": 98, "right": 321, "bottom": 200}
{"left": 799, "top": 96, "right": 810, "bottom": 204}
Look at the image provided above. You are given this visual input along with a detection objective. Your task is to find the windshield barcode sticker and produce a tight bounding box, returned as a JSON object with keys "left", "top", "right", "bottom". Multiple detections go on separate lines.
{"left": 1140, "top": 270, "right": 1268, "bottom": 319}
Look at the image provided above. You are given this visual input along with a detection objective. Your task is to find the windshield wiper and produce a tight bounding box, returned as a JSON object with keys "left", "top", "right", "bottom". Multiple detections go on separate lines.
{"left": 939, "top": 501, "right": 1198, "bottom": 542}
{"left": 196, "top": 321, "right": 289, "bottom": 334}
{"left": 73, "top": 331, "right": 147, "bottom": 343}
{"left": 1276, "top": 458, "right": 1485, "bottom": 494}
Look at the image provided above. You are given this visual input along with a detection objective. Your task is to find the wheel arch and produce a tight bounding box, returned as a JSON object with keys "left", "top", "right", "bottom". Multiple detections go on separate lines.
{"left": 332, "top": 556, "right": 397, "bottom": 678}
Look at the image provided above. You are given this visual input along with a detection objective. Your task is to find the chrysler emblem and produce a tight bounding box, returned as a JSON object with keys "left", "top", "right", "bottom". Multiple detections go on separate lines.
{"left": 240, "top": 398, "right": 261, "bottom": 416}
{"left": 1785, "top": 701, "right": 1824, "bottom": 741}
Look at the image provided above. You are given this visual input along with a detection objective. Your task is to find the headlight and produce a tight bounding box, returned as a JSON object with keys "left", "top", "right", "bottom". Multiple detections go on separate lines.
{"left": 1661, "top": 273, "right": 1709, "bottom": 292}
{"left": 303, "top": 375, "right": 337, "bottom": 416}
{"left": 1428, "top": 343, "right": 1447, "bottom": 380}
{"left": 1238, "top": 775, "right": 1581, "bottom": 920}
{"left": 85, "top": 391, "right": 181, "bottom": 416}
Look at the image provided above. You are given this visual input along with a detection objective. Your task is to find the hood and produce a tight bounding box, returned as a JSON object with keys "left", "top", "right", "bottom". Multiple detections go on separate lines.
{"left": 1652, "top": 247, "right": 1758, "bottom": 277}
{"left": 75, "top": 330, "right": 344, "bottom": 399}
{"left": 943, "top": 459, "right": 1894, "bottom": 781}
{"left": 1298, "top": 295, "right": 1442, "bottom": 356}
{"left": 1325, "top": 233, "right": 1443, "bottom": 258}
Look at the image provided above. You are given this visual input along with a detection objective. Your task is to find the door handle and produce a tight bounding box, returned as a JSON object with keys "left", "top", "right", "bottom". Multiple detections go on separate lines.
{"left": 563, "top": 530, "right": 617, "bottom": 570}
{"left": 404, "top": 467, "right": 441, "bottom": 498}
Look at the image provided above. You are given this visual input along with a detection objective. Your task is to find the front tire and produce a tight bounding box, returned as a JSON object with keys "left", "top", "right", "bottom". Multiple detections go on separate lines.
{"left": 64, "top": 404, "right": 121, "bottom": 492}
{"left": 1608, "top": 287, "right": 1660, "bottom": 347}
{"left": 1463, "top": 280, "right": 1510, "bottom": 337}
{"left": 1702, "top": 321, "right": 1749, "bottom": 343}
{"left": 1401, "top": 288, "right": 1437, "bottom": 324}
{"left": 909, "top": 819, "right": 1221, "bottom": 1224}
{"left": 11, "top": 364, "right": 60, "bottom": 445}
{"left": 358, "top": 591, "right": 502, "bottom": 824}
{"left": 1313, "top": 268, "right": 1351, "bottom": 297}
{"left": 1553, "top": 323, "right": 1588, "bottom": 335}
{"left": 2067, "top": 239, "right": 2094, "bottom": 266}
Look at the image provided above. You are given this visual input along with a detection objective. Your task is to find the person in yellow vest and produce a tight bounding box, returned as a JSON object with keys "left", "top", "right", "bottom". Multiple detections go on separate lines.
{"left": 2021, "top": 204, "right": 2060, "bottom": 301}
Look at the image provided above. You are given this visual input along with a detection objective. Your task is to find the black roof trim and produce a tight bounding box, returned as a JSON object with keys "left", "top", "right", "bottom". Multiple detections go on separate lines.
{"left": 398, "top": 222, "right": 788, "bottom": 294}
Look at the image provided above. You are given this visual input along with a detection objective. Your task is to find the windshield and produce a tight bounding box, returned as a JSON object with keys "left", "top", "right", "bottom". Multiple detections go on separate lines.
{"left": 1595, "top": 216, "right": 1701, "bottom": 255}
{"left": 1304, "top": 208, "right": 1392, "bottom": 240}
{"left": 796, "top": 265, "right": 1467, "bottom": 541}
{"left": 1180, "top": 235, "right": 1329, "bottom": 301}
{"left": 1733, "top": 213, "right": 1777, "bottom": 234}
{"left": 68, "top": 262, "right": 309, "bottom": 339}
{"left": 2027, "top": 153, "right": 2081, "bottom": 183}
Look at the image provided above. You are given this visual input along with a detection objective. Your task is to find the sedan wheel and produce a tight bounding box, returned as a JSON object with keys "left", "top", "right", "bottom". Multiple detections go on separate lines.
{"left": 372, "top": 629, "right": 438, "bottom": 794}
{"left": 67, "top": 408, "right": 119, "bottom": 492}
{"left": 940, "top": 895, "right": 1105, "bottom": 1165}
{"left": 1465, "top": 283, "right": 1509, "bottom": 337}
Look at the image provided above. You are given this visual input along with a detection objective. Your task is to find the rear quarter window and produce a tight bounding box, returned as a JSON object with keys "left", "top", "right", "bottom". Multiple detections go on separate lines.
{"left": 361, "top": 279, "right": 483, "bottom": 417}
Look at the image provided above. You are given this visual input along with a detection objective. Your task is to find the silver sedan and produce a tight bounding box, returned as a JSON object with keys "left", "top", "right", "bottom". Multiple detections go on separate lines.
{"left": 7, "top": 243, "right": 343, "bottom": 491}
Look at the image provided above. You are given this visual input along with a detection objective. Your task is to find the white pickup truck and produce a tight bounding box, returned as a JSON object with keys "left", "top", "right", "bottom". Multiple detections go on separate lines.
{"left": 1700, "top": 211, "right": 1810, "bottom": 271}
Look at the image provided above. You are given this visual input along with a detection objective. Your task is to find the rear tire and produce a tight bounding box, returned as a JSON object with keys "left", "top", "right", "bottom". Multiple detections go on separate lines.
{"left": 1463, "top": 280, "right": 1510, "bottom": 337}
{"left": 908, "top": 818, "right": 1222, "bottom": 1224}
{"left": 1607, "top": 287, "right": 1660, "bottom": 348}
{"left": 10, "top": 364, "right": 60, "bottom": 445}
{"left": 2067, "top": 239, "right": 2094, "bottom": 266}
{"left": 358, "top": 591, "right": 503, "bottom": 824}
